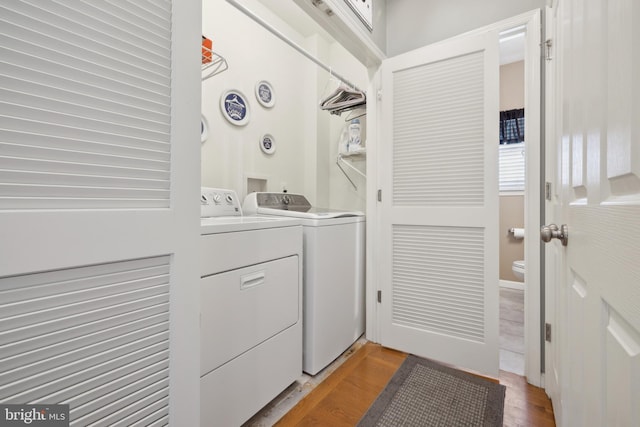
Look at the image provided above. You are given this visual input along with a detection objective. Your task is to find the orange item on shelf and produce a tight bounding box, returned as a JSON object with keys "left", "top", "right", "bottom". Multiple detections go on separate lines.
{"left": 202, "top": 36, "right": 212, "bottom": 64}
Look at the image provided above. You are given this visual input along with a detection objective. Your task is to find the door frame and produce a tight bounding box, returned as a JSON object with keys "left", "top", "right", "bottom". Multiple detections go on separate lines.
{"left": 366, "top": 9, "right": 543, "bottom": 387}
{"left": 543, "top": 1, "right": 561, "bottom": 415}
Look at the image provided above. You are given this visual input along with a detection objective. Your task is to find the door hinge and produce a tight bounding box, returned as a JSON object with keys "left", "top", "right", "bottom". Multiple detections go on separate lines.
{"left": 545, "top": 323, "right": 552, "bottom": 342}
{"left": 377, "top": 189, "right": 382, "bottom": 202}
{"left": 543, "top": 38, "right": 553, "bottom": 61}
{"left": 377, "top": 290, "right": 382, "bottom": 303}
{"left": 545, "top": 182, "right": 552, "bottom": 201}
{"left": 377, "top": 90, "right": 382, "bottom": 101}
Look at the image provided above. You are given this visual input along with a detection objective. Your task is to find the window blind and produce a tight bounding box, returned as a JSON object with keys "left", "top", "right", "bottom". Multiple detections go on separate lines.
{"left": 499, "top": 142, "right": 525, "bottom": 192}
{"left": 0, "top": 1, "right": 172, "bottom": 210}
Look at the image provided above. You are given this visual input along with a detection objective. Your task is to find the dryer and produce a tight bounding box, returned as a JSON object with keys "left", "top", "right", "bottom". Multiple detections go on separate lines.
{"left": 200, "top": 188, "right": 302, "bottom": 426}
{"left": 243, "top": 192, "right": 365, "bottom": 375}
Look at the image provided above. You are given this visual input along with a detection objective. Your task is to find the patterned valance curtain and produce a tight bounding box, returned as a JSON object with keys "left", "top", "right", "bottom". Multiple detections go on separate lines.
{"left": 500, "top": 108, "right": 525, "bottom": 144}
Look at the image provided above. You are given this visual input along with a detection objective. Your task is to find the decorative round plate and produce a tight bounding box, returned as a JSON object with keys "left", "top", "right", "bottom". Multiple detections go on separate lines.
{"left": 200, "top": 114, "right": 209, "bottom": 143}
{"left": 220, "top": 89, "right": 250, "bottom": 126}
{"left": 259, "top": 133, "right": 276, "bottom": 155}
{"left": 255, "top": 80, "right": 275, "bottom": 108}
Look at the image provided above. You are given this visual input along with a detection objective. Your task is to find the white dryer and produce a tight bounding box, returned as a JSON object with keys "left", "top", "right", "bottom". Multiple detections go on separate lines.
{"left": 200, "top": 188, "right": 302, "bottom": 426}
{"left": 243, "top": 192, "right": 365, "bottom": 375}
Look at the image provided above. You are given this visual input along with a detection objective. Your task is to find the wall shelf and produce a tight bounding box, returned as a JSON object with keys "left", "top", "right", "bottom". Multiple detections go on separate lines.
{"left": 202, "top": 36, "right": 228, "bottom": 81}
{"left": 336, "top": 149, "right": 366, "bottom": 190}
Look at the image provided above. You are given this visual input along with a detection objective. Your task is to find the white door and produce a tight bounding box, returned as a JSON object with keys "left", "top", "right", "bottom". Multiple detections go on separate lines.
{"left": 546, "top": 0, "right": 640, "bottom": 425}
{"left": 379, "top": 31, "right": 500, "bottom": 377}
{"left": 0, "top": 2, "right": 201, "bottom": 425}
{"left": 543, "top": 4, "right": 563, "bottom": 418}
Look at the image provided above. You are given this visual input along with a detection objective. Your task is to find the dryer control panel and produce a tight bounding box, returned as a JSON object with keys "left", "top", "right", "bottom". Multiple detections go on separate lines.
{"left": 201, "top": 187, "right": 242, "bottom": 217}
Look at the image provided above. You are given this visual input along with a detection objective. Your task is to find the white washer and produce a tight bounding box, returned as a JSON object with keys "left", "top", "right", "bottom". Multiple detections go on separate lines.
{"left": 200, "top": 188, "right": 303, "bottom": 426}
{"left": 243, "top": 192, "right": 365, "bottom": 375}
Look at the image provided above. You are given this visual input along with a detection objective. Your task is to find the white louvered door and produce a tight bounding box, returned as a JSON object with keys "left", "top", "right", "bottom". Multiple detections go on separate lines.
{"left": 379, "top": 31, "right": 500, "bottom": 377}
{"left": 0, "top": 1, "right": 201, "bottom": 426}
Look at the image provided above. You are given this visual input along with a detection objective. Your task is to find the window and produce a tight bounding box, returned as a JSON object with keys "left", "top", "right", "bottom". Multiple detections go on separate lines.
{"left": 499, "top": 142, "right": 525, "bottom": 192}
{"left": 499, "top": 109, "right": 525, "bottom": 193}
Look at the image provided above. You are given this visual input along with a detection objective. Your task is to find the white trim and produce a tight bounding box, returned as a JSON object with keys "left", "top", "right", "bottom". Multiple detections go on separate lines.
{"left": 169, "top": 1, "right": 202, "bottom": 425}
{"left": 501, "top": 279, "right": 525, "bottom": 290}
{"left": 522, "top": 10, "right": 543, "bottom": 388}
{"left": 365, "top": 70, "right": 381, "bottom": 344}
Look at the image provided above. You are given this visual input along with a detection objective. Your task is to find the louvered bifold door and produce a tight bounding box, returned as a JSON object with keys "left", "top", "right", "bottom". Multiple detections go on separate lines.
{"left": 0, "top": 1, "right": 201, "bottom": 426}
{"left": 0, "top": 1, "right": 172, "bottom": 210}
{"left": 379, "top": 31, "right": 500, "bottom": 377}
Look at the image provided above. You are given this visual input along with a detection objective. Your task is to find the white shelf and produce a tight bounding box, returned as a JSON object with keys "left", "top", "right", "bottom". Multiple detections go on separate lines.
{"left": 336, "top": 150, "right": 366, "bottom": 190}
{"left": 338, "top": 148, "right": 367, "bottom": 158}
{"left": 202, "top": 42, "right": 228, "bottom": 81}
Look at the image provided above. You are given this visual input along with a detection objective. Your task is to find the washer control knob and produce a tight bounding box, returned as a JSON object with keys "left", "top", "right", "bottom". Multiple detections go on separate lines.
{"left": 212, "top": 193, "right": 222, "bottom": 204}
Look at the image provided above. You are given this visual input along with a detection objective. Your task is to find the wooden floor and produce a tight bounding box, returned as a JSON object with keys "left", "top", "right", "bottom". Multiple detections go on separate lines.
{"left": 276, "top": 342, "right": 555, "bottom": 426}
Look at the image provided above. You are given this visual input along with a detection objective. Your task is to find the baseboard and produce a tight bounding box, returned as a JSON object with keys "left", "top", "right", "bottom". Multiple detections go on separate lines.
{"left": 500, "top": 279, "right": 525, "bottom": 290}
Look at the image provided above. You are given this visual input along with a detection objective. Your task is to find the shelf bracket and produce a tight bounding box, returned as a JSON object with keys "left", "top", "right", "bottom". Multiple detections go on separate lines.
{"left": 336, "top": 153, "right": 366, "bottom": 191}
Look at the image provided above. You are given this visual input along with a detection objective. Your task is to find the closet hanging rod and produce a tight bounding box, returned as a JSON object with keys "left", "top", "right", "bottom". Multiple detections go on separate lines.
{"left": 226, "top": 0, "right": 364, "bottom": 93}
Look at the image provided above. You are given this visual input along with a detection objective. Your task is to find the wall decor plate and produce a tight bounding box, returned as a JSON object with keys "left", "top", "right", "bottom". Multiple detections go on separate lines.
{"left": 255, "top": 80, "right": 275, "bottom": 108}
{"left": 220, "top": 89, "right": 250, "bottom": 126}
{"left": 200, "top": 114, "right": 209, "bottom": 143}
{"left": 259, "top": 133, "right": 276, "bottom": 154}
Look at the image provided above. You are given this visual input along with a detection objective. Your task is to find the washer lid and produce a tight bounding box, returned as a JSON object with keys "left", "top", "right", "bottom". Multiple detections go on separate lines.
{"left": 255, "top": 206, "right": 363, "bottom": 219}
{"left": 243, "top": 192, "right": 363, "bottom": 218}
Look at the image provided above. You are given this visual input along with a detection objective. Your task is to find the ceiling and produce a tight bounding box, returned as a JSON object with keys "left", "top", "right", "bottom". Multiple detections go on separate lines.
{"left": 499, "top": 28, "right": 525, "bottom": 65}
{"left": 249, "top": 1, "right": 525, "bottom": 66}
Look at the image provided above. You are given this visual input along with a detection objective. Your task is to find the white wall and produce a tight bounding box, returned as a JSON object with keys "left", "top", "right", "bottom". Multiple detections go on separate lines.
{"left": 202, "top": 0, "right": 368, "bottom": 212}
{"left": 201, "top": 0, "right": 314, "bottom": 199}
{"left": 386, "top": 0, "right": 547, "bottom": 56}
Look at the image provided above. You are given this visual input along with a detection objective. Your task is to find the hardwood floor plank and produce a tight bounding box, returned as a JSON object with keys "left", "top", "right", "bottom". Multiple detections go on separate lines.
{"left": 276, "top": 342, "right": 556, "bottom": 427}
{"left": 276, "top": 344, "right": 403, "bottom": 426}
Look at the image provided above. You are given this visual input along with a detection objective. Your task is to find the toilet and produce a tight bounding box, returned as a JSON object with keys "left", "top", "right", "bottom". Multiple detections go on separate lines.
{"left": 512, "top": 260, "right": 525, "bottom": 281}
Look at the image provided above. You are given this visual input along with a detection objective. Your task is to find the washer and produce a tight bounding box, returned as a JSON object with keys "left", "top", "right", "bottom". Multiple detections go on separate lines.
{"left": 243, "top": 192, "right": 365, "bottom": 375}
{"left": 200, "top": 188, "right": 303, "bottom": 426}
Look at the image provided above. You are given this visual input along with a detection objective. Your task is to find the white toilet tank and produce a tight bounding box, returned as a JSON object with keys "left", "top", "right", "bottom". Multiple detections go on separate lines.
{"left": 512, "top": 260, "right": 525, "bottom": 281}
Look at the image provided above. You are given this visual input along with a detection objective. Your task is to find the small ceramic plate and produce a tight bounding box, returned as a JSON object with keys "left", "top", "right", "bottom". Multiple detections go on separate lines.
{"left": 255, "top": 80, "right": 275, "bottom": 108}
{"left": 220, "top": 89, "right": 250, "bottom": 126}
{"left": 200, "top": 114, "right": 209, "bottom": 142}
{"left": 259, "top": 133, "right": 276, "bottom": 154}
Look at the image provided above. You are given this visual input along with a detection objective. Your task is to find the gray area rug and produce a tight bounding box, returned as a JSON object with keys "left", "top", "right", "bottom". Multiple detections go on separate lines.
{"left": 358, "top": 355, "right": 506, "bottom": 426}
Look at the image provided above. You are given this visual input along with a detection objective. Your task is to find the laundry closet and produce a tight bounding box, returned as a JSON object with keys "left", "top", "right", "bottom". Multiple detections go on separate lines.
{"left": 199, "top": 1, "right": 372, "bottom": 424}
{"left": 198, "top": 0, "right": 547, "bottom": 423}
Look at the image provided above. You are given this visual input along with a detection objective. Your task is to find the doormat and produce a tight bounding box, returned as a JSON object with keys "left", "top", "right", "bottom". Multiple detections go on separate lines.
{"left": 357, "top": 355, "right": 506, "bottom": 427}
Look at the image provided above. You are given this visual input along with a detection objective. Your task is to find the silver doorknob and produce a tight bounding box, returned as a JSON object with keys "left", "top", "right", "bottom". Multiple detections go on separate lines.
{"left": 540, "top": 224, "right": 568, "bottom": 246}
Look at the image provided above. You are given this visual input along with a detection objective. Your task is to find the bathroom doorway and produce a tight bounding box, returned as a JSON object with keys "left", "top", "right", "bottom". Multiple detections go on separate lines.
{"left": 497, "top": 23, "right": 529, "bottom": 376}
